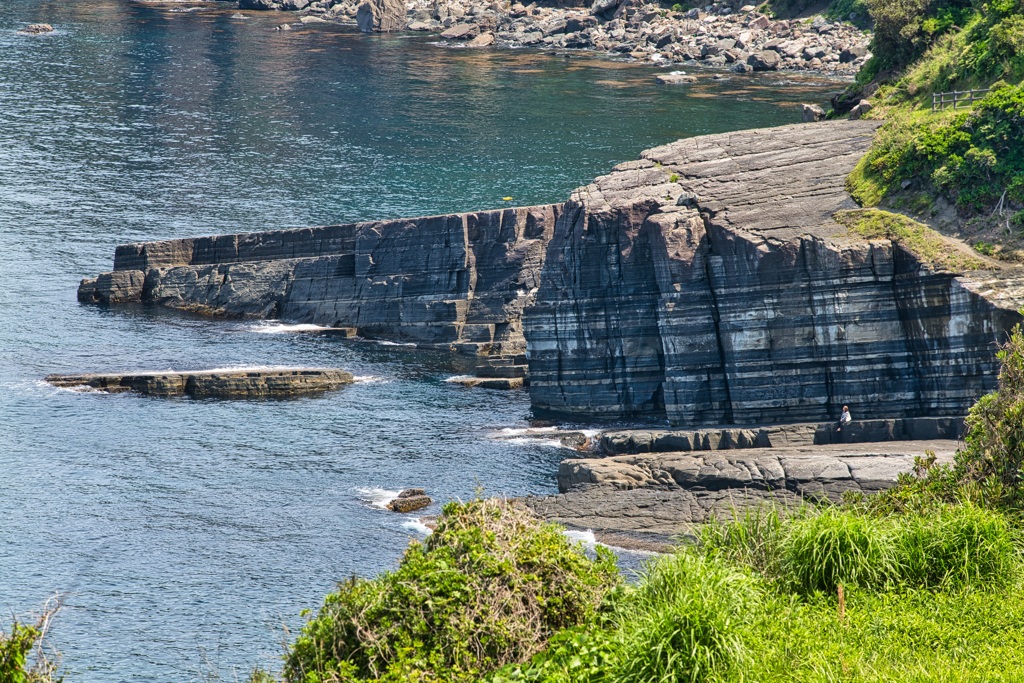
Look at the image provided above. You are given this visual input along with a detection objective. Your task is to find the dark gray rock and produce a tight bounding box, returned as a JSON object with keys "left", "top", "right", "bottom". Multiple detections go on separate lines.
{"left": 840, "top": 45, "right": 867, "bottom": 63}
{"left": 81, "top": 205, "right": 560, "bottom": 358}
{"left": 388, "top": 489, "right": 432, "bottom": 512}
{"left": 523, "top": 120, "right": 1023, "bottom": 426}
{"left": 523, "top": 439, "right": 956, "bottom": 539}
{"left": 45, "top": 368, "right": 355, "bottom": 399}
{"left": 239, "top": 0, "right": 277, "bottom": 9}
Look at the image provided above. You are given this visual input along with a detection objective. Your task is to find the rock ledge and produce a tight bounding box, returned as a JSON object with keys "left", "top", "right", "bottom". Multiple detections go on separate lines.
{"left": 46, "top": 368, "right": 354, "bottom": 399}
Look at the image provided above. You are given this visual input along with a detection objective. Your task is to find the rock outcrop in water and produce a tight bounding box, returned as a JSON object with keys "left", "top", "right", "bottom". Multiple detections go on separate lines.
{"left": 80, "top": 205, "right": 558, "bottom": 357}
{"left": 524, "top": 120, "right": 1024, "bottom": 426}
{"left": 46, "top": 368, "right": 354, "bottom": 398}
{"left": 80, "top": 121, "right": 1024, "bottom": 423}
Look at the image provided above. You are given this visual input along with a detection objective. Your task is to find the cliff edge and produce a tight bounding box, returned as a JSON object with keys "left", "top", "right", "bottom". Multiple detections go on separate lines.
{"left": 525, "top": 120, "right": 1024, "bottom": 425}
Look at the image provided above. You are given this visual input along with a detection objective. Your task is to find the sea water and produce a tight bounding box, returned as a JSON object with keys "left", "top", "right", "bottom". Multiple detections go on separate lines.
{"left": 0, "top": 2, "right": 840, "bottom": 679}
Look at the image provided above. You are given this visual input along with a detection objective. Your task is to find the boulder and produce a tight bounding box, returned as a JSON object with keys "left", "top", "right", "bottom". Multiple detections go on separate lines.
{"left": 356, "top": 0, "right": 406, "bottom": 32}
{"left": 387, "top": 489, "right": 432, "bottom": 513}
{"left": 279, "top": 0, "right": 309, "bottom": 9}
{"left": 440, "top": 22, "right": 480, "bottom": 39}
{"left": 747, "top": 49, "right": 780, "bottom": 70}
{"left": 467, "top": 31, "right": 496, "bottom": 46}
{"left": 849, "top": 99, "right": 873, "bottom": 120}
{"left": 840, "top": 45, "right": 867, "bottom": 63}
{"left": 801, "top": 103, "right": 826, "bottom": 122}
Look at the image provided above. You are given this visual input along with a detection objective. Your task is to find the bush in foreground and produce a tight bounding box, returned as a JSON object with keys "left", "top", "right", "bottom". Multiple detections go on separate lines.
{"left": 279, "top": 498, "right": 619, "bottom": 683}
{"left": 0, "top": 603, "right": 61, "bottom": 683}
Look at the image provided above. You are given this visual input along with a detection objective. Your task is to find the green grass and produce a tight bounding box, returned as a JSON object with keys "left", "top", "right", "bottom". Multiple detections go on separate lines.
{"left": 833, "top": 207, "right": 987, "bottom": 271}
{"left": 490, "top": 503, "right": 1024, "bottom": 683}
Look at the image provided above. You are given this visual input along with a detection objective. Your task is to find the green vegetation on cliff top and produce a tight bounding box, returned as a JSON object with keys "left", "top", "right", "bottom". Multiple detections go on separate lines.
{"left": 847, "top": 0, "right": 1024, "bottom": 253}
{"left": 833, "top": 207, "right": 989, "bottom": 270}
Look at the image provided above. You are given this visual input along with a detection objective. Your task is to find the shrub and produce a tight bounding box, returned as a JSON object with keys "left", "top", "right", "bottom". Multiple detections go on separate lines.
{"left": 613, "top": 551, "right": 760, "bottom": 683}
{"left": 283, "top": 498, "right": 620, "bottom": 683}
{"left": 0, "top": 604, "right": 61, "bottom": 683}
{"left": 699, "top": 505, "right": 786, "bottom": 578}
{"left": 855, "top": 82, "right": 1024, "bottom": 213}
{"left": 780, "top": 507, "right": 896, "bottom": 593}
{"left": 895, "top": 504, "right": 1017, "bottom": 588}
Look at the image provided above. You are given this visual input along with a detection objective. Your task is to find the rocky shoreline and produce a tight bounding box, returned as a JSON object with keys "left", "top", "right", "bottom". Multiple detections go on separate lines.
{"left": 237, "top": 0, "right": 871, "bottom": 77}
{"left": 524, "top": 418, "right": 962, "bottom": 549}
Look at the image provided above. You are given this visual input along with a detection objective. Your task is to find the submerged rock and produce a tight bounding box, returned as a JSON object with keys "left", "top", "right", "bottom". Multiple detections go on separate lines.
{"left": 387, "top": 489, "right": 432, "bottom": 512}
{"left": 18, "top": 23, "right": 54, "bottom": 35}
{"left": 45, "top": 368, "right": 354, "bottom": 399}
{"left": 655, "top": 72, "right": 696, "bottom": 84}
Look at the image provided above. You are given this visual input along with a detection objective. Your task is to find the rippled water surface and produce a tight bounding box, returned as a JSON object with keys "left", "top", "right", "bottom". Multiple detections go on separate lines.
{"left": 0, "top": 2, "right": 840, "bottom": 680}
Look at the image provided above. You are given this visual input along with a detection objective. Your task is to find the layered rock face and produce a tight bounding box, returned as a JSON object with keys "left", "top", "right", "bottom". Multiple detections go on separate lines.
{"left": 80, "top": 205, "right": 558, "bottom": 356}
{"left": 46, "top": 368, "right": 354, "bottom": 398}
{"left": 525, "top": 120, "right": 1024, "bottom": 426}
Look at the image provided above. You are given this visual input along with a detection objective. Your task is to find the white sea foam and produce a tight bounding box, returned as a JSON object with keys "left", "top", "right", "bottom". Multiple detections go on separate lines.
{"left": 250, "top": 322, "right": 342, "bottom": 334}
{"left": 488, "top": 425, "right": 599, "bottom": 449}
{"left": 352, "top": 375, "right": 389, "bottom": 384}
{"left": 501, "top": 437, "right": 566, "bottom": 449}
{"left": 401, "top": 518, "right": 433, "bottom": 536}
{"left": 375, "top": 340, "right": 417, "bottom": 347}
{"left": 443, "top": 374, "right": 475, "bottom": 383}
{"left": 495, "top": 426, "right": 560, "bottom": 436}
{"left": 563, "top": 529, "right": 661, "bottom": 557}
{"left": 563, "top": 529, "right": 598, "bottom": 546}
{"left": 355, "top": 487, "right": 401, "bottom": 510}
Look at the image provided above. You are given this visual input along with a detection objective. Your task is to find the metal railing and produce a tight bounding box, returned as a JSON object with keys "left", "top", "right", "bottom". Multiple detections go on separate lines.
{"left": 932, "top": 88, "right": 990, "bottom": 111}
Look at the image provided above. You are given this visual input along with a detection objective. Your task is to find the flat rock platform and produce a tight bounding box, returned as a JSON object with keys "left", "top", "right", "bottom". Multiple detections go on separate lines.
{"left": 45, "top": 368, "right": 354, "bottom": 399}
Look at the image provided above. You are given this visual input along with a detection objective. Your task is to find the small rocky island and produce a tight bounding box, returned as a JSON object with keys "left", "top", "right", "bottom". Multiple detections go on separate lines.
{"left": 45, "top": 368, "right": 354, "bottom": 399}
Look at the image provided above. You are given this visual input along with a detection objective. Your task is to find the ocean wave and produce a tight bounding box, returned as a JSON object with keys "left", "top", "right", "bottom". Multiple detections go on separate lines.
{"left": 401, "top": 518, "right": 433, "bottom": 536}
{"left": 374, "top": 340, "right": 417, "bottom": 347}
{"left": 563, "top": 529, "right": 661, "bottom": 557}
{"left": 499, "top": 437, "right": 566, "bottom": 449}
{"left": 354, "top": 486, "right": 401, "bottom": 510}
{"left": 443, "top": 375, "right": 475, "bottom": 383}
{"left": 352, "top": 375, "right": 389, "bottom": 384}
{"left": 249, "top": 322, "right": 343, "bottom": 334}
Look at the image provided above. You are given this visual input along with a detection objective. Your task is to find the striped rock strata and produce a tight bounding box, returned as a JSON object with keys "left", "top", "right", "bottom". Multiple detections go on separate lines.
{"left": 524, "top": 120, "right": 1024, "bottom": 425}
{"left": 79, "top": 205, "right": 558, "bottom": 356}
{"left": 79, "top": 121, "right": 1024, "bottom": 424}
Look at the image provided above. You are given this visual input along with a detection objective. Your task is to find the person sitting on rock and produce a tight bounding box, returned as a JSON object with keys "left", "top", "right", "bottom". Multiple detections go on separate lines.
{"left": 837, "top": 405, "right": 852, "bottom": 432}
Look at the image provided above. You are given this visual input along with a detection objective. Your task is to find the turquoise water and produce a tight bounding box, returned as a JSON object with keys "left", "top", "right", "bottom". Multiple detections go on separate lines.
{"left": 0, "top": 2, "right": 840, "bottom": 680}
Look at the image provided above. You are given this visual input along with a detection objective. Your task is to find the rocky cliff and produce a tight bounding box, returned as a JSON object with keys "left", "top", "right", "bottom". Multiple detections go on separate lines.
{"left": 80, "top": 121, "right": 1024, "bottom": 426}
{"left": 80, "top": 205, "right": 558, "bottom": 356}
{"left": 524, "top": 120, "right": 1024, "bottom": 426}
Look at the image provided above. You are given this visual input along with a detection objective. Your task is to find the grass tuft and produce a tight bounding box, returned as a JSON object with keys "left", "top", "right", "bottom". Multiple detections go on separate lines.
{"left": 834, "top": 207, "right": 987, "bottom": 271}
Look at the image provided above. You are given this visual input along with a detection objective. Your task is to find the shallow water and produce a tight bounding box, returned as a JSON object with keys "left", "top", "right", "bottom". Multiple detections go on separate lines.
{"left": 0, "top": 2, "right": 840, "bottom": 679}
